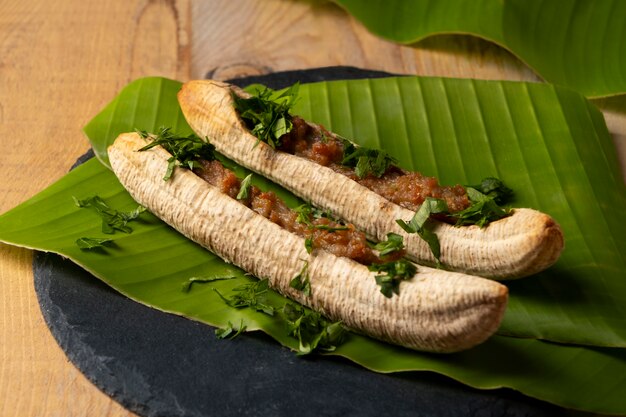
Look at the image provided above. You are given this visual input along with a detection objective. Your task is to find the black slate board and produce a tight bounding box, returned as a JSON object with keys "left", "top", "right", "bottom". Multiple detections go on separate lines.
{"left": 34, "top": 67, "right": 567, "bottom": 417}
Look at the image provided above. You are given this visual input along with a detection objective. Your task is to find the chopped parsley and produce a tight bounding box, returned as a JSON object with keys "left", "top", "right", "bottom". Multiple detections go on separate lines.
{"left": 236, "top": 173, "right": 254, "bottom": 200}
{"left": 340, "top": 138, "right": 397, "bottom": 178}
{"left": 294, "top": 203, "right": 348, "bottom": 232}
{"left": 396, "top": 197, "right": 448, "bottom": 264}
{"left": 368, "top": 259, "right": 417, "bottom": 298}
{"left": 293, "top": 204, "right": 322, "bottom": 226}
{"left": 294, "top": 204, "right": 349, "bottom": 252}
{"left": 313, "top": 224, "right": 349, "bottom": 232}
{"left": 181, "top": 275, "right": 237, "bottom": 293}
{"left": 73, "top": 195, "right": 146, "bottom": 234}
{"left": 215, "top": 319, "right": 247, "bottom": 340}
{"left": 214, "top": 279, "right": 275, "bottom": 316}
{"left": 371, "top": 232, "right": 405, "bottom": 257}
{"left": 232, "top": 83, "right": 299, "bottom": 149}
{"left": 137, "top": 127, "right": 216, "bottom": 181}
{"left": 304, "top": 236, "right": 313, "bottom": 254}
{"left": 452, "top": 187, "right": 512, "bottom": 227}
{"left": 289, "top": 261, "right": 311, "bottom": 296}
{"left": 75, "top": 237, "right": 115, "bottom": 250}
{"left": 282, "top": 303, "right": 345, "bottom": 355}
{"left": 467, "top": 177, "right": 513, "bottom": 205}
{"left": 211, "top": 278, "right": 346, "bottom": 355}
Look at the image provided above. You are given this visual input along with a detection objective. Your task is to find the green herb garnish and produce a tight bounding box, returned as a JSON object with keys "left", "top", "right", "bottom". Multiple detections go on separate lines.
{"left": 304, "top": 236, "right": 313, "bottom": 254}
{"left": 396, "top": 197, "right": 448, "bottom": 264}
{"left": 215, "top": 319, "right": 247, "bottom": 340}
{"left": 294, "top": 204, "right": 317, "bottom": 227}
{"left": 215, "top": 279, "right": 275, "bottom": 316}
{"left": 312, "top": 224, "right": 349, "bottom": 232}
{"left": 371, "top": 232, "right": 404, "bottom": 257}
{"left": 75, "top": 237, "right": 115, "bottom": 250}
{"left": 236, "top": 173, "right": 253, "bottom": 200}
{"left": 282, "top": 303, "right": 345, "bottom": 355}
{"left": 368, "top": 259, "right": 417, "bottom": 298}
{"left": 289, "top": 261, "right": 311, "bottom": 296}
{"left": 181, "top": 275, "right": 237, "bottom": 293}
{"left": 341, "top": 138, "right": 397, "bottom": 178}
{"left": 137, "top": 127, "right": 216, "bottom": 181}
{"left": 232, "top": 83, "right": 299, "bottom": 149}
{"left": 213, "top": 280, "right": 346, "bottom": 355}
{"left": 73, "top": 195, "right": 145, "bottom": 234}
{"left": 467, "top": 177, "right": 513, "bottom": 205}
{"left": 452, "top": 187, "right": 512, "bottom": 227}
{"left": 294, "top": 203, "right": 348, "bottom": 232}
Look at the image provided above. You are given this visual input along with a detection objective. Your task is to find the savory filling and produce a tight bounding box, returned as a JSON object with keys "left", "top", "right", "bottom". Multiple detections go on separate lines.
{"left": 194, "top": 159, "right": 402, "bottom": 265}
{"left": 277, "top": 117, "right": 470, "bottom": 213}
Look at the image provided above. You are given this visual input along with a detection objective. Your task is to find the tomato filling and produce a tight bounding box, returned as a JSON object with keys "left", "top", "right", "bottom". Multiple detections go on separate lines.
{"left": 279, "top": 116, "right": 470, "bottom": 213}
{"left": 194, "top": 159, "right": 402, "bottom": 265}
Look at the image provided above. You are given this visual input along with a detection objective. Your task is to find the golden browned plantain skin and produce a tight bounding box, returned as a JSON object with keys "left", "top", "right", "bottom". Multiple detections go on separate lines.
{"left": 178, "top": 80, "right": 564, "bottom": 279}
{"left": 108, "top": 133, "right": 508, "bottom": 353}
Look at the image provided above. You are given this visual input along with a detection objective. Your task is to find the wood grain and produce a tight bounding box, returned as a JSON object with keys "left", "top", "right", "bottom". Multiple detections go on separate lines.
{"left": 192, "top": 0, "right": 539, "bottom": 82}
{"left": 0, "top": 0, "right": 188, "bottom": 415}
{"left": 0, "top": 0, "right": 624, "bottom": 416}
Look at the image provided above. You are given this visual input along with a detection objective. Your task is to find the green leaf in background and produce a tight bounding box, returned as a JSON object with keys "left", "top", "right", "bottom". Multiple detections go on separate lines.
{"left": 333, "top": 0, "right": 626, "bottom": 98}
{"left": 1, "top": 76, "right": 626, "bottom": 413}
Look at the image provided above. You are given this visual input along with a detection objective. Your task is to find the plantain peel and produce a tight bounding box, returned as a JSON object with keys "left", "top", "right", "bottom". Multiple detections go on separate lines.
{"left": 108, "top": 133, "right": 508, "bottom": 353}
{"left": 177, "top": 80, "right": 564, "bottom": 279}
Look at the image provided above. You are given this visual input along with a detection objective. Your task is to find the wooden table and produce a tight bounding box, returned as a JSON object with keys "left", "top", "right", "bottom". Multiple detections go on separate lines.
{"left": 1, "top": 1, "right": 624, "bottom": 415}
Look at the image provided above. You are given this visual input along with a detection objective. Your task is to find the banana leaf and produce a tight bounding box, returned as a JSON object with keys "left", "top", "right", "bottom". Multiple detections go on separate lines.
{"left": 332, "top": 0, "right": 626, "bottom": 98}
{"left": 1, "top": 76, "right": 626, "bottom": 413}
{"left": 84, "top": 76, "right": 626, "bottom": 346}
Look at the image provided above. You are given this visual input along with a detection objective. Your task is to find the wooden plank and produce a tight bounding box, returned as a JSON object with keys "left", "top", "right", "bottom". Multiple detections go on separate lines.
{"left": 191, "top": 0, "right": 538, "bottom": 82}
{"left": 0, "top": 0, "right": 189, "bottom": 415}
